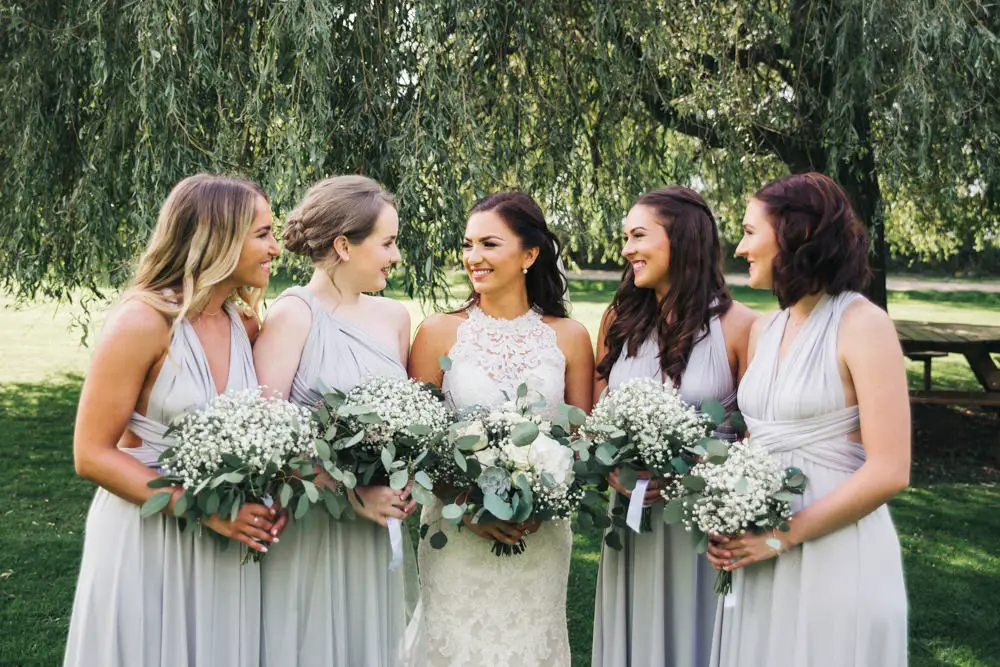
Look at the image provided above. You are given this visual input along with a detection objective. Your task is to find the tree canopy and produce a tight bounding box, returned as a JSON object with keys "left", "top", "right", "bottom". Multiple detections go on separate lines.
{"left": 3, "top": 1, "right": 999, "bottom": 307}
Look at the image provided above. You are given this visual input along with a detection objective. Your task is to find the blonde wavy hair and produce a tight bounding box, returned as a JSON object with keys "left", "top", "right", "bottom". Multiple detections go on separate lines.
{"left": 125, "top": 174, "right": 268, "bottom": 326}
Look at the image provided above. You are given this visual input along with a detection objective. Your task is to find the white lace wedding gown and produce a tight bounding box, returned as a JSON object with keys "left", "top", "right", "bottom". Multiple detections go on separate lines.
{"left": 403, "top": 305, "right": 573, "bottom": 667}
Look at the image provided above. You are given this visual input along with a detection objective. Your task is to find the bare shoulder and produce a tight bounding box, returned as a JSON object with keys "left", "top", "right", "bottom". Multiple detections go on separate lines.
{"left": 416, "top": 311, "right": 466, "bottom": 334}
{"left": 260, "top": 293, "right": 313, "bottom": 335}
{"left": 367, "top": 294, "right": 411, "bottom": 325}
{"left": 104, "top": 299, "right": 171, "bottom": 344}
{"left": 544, "top": 315, "right": 593, "bottom": 352}
{"left": 840, "top": 296, "right": 897, "bottom": 343}
{"left": 95, "top": 299, "right": 172, "bottom": 368}
{"left": 749, "top": 309, "right": 779, "bottom": 338}
{"left": 721, "top": 300, "right": 758, "bottom": 335}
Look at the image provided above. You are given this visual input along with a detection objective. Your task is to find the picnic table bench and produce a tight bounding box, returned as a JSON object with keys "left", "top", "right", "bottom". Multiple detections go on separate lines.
{"left": 894, "top": 320, "right": 1000, "bottom": 406}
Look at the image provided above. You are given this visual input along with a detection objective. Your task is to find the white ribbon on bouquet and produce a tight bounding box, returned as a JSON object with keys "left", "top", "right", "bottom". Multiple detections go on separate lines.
{"left": 625, "top": 478, "right": 650, "bottom": 532}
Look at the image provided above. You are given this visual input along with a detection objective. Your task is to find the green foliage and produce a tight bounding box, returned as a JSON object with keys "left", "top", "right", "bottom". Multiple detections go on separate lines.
{"left": 4, "top": 2, "right": 999, "bottom": 304}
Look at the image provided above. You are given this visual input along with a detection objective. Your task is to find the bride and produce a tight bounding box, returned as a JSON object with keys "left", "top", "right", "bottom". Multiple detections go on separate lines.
{"left": 404, "top": 192, "right": 594, "bottom": 666}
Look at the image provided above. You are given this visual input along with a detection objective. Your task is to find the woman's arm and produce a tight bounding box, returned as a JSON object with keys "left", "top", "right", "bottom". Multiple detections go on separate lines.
{"left": 556, "top": 318, "right": 595, "bottom": 414}
{"left": 710, "top": 300, "right": 911, "bottom": 569}
{"left": 252, "top": 296, "right": 312, "bottom": 400}
{"left": 74, "top": 301, "right": 175, "bottom": 505}
{"left": 592, "top": 306, "right": 615, "bottom": 406}
{"left": 722, "top": 301, "right": 759, "bottom": 383}
{"left": 407, "top": 314, "right": 457, "bottom": 388}
{"left": 74, "top": 301, "right": 277, "bottom": 551}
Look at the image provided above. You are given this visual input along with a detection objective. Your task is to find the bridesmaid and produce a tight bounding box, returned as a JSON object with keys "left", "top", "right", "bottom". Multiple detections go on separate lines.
{"left": 64, "top": 175, "right": 280, "bottom": 667}
{"left": 707, "top": 172, "right": 909, "bottom": 666}
{"left": 591, "top": 186, "right": 757, "bottom": 667}
{"left": 253, "top": 175, "right": 415, "bottom": 667}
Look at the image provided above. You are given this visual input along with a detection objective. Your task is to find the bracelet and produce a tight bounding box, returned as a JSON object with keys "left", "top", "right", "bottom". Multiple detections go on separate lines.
{"left": 767, "top": 528, "right": 786, "bottom": 555}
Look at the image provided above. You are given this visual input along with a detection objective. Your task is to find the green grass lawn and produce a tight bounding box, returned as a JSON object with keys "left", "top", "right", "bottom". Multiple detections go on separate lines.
{"left": 2, "top": 282, "right": 999, "bottom": 665}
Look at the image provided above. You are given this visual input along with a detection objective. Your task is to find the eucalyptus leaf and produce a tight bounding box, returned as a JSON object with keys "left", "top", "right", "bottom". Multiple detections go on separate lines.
{"left": 294, "top": 494, "right": 310, "bottom": 520}
{"left": 510, "top": 422, "right": 540, "bottom": 446}
{"left": 204, "top": 492, "right": 220, "bottom": 516}
{"left": 438, "top": 356, "right": 453, "bottom": 371}
{"left": 595, "top": 443, "right": 617, "bottom": 466}
{"left": 704, "top": 438, "right": 730, "bottom": 460}
{"left": 604, "top": 530, "right": 624, "bottom": 551}
{"left": 483, "top": 493, "right": 514, "bottom": 520}
{"left": 389, "top": 470, "right": 409, "bottom": 490}
{"left": 452, "top": 448, "right": 468, "bottom": 472}
{"left": 279, "top": 482, "right": 293, "bottom": 508}
{"left": 140, "top": 491, "right": 173, "bottom": 518}
{"left": 566, "top": 406, "right": 588, "bottom": 426}
{"left": 411, "top": 483, "right": 435, "bottom": 505}
{"left": 701, "top": 399, "right": 726, "bottom": 426}
{"left": 682, "top": 475, "right": 707, "bottom": 492}
{"left": 694, "top": 530, "right": 709, "bottom": 554}
{"left": 441, "top": 503, "right": 465, "bottom": 520}
{"left": 415, "top": 471, "right": 434, "bottom": 490}
{"left": 302, "top": 480, "right": 320, "bottom": 503}
{"left": 662, "top": 498, "right": 685, "bottom": 524}
{"left": 429, "top": 531, "right": 448, "bottom": 549}
{"left": 314, "top": 438, "right": 331, "bottom": 460}
{"left": 172, "top": 492, "right": 189, "bottom": 517}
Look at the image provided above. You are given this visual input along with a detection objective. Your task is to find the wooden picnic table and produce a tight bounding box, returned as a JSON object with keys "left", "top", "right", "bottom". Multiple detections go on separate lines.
{"left": 894, "top": 319, "right": 1000, "bottom": 406}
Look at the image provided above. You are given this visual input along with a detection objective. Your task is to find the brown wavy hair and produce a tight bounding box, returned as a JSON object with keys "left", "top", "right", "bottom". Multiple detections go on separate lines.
{"left": 597, "top": 186, "right": 732, "bottom": 386}
{"left": 458, "top": 192, "right": 568, "bottom": 318}
{"left": 754, "top": 172, "right": 871, "bottom": 308}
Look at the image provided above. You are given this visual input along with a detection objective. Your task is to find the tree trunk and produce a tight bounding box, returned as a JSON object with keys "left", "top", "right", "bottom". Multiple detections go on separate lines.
{"left": 837, "top": 158, "right": 888, "bottom": 310}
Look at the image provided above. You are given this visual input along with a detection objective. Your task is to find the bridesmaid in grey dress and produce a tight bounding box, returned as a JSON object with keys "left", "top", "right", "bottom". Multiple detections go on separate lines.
{"left": 254, "top": 175, "right": 416, "bottom": 667}
{"left": 592, "top": 187, "right": 757, "bottom": 667}
{"left": 64, "top": 175, "right": 281, "bottom": 667}
{"left": 708, "top": 173, "right": 909, "bottom": 666}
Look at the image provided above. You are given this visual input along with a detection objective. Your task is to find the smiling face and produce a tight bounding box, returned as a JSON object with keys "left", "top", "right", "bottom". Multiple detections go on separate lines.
{"left": 622, "top": 204, "right": 671, "bottom": 295}
{"left": 337, "top": 204, "right": 401, "bottom": 292}
{"left": 230, "top": 195, "right": 280, "bottom": 289}
{"left": 735, "top": 198, "right": 779, "bottom": 289}
{"left": 462, "top": 211, "right": 538, "bottom": 297}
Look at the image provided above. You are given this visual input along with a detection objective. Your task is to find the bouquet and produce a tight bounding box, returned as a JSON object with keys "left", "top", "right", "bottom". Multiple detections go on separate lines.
{"left": 314, "top": 376, "right": 452, "bottom": 567}
{"left": 662, "top": 438, "right": 808, "bottom": 594}
{"left": 580, "top": 377, "right": 724, "bottom": 547}
{"left": 420, "top": 384, "right": 602, "bottom": 556}
{"left": 141, "top": 387, "right": 320, "bottom": 562}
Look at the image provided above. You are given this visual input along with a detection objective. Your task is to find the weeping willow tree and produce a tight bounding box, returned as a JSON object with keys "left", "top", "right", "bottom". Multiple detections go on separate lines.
{"left": 3, "top": 1, "right": 999, "bottom": 308}
{"left": 403, "top": 0, "right": 1000, "bottom": 306}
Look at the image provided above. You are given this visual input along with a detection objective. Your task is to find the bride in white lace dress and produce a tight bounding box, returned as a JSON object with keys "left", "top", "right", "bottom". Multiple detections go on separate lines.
{"left": 403, "top": 193, "right": 594, "bottom": 667}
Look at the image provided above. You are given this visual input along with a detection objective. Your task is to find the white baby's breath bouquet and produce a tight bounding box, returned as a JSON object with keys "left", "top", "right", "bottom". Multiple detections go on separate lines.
{"left": 580, "top": 377, "right": 722, "bottom": 546}
{"left": 314, "top": 376, "right": 452, "bottom": 569}
{"left": 421, "top": 383, "right": 599, "bottom": 557}
{"left": 662, "top": 438, "right": 808, "bottom": 594}
{"left": 141, "top": 387, "right": 321, "bottom": 561}
{"left": 314, "top": 376, "right": 452, "bottom": 503}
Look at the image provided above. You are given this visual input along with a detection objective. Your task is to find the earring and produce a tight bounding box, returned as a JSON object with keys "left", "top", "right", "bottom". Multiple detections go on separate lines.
{"left": 522, "top": 267, "right": 528, "bottom": 274}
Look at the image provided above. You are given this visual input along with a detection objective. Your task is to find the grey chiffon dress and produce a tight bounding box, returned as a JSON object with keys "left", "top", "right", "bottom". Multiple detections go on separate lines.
{"left": 592, "top": 314, "right": 739, "bottom": 667}
{"left": 63, "top": 302, "right": 261, "bottom": 667}
{"left": 710, "top": 291, "right": 907, "bottom": 667}
{"left": 259, "top": 286, "right": 413, "bottom": 667}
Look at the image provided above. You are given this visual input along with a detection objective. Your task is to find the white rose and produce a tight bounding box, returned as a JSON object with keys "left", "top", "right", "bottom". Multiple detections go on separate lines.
{"left": 454, "top": 420, "right": 488, "bottom": 452}
{"left": 503, "top": 442, "right": 532, "bottom": 470}
{"left": 528, "top": 434, "right": 575, "bottom": 485}
{"left": 473, "top": 446, "right": 500, "bottom": 467}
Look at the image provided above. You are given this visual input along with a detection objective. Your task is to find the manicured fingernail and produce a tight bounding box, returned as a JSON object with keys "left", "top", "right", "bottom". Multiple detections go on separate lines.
{"left": 272, "top": 537, "right": 279, "bottom": 543}
{"left": 260, "top": 546, "right": 269, "bottom": 553}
